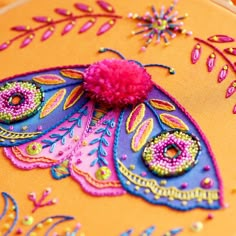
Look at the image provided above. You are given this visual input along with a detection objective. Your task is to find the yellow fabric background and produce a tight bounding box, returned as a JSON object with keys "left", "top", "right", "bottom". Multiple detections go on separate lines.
{"left": 0, "top": 0, "right": 235, "bottom": 235}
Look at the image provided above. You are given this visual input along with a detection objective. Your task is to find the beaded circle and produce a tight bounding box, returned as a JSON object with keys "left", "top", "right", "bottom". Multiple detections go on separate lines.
{"left": 0, "top": 81, "right": 44, "bottom": 124}
{"left": 142, "top": 130, "right": 201, "bottom": 177}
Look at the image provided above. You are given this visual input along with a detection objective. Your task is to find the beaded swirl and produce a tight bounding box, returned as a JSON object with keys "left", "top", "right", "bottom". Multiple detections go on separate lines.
{"left": 142, "top": 130, "right": 201, "bottom": 177}
{"left": 0, "top": 81, "right": 44, "bottom": 124}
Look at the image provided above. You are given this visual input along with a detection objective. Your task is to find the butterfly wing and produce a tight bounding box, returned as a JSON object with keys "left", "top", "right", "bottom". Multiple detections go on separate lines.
{"left": 2, "top": 66, "right": 125, "bottom": 196}
{"left": 114, "top": 84, "right": 223, "bottom": 210}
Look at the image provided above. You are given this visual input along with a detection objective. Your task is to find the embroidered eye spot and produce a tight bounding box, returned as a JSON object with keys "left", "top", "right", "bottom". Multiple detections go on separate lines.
{"left": 0, "top": 81, "right": 44, "bottom": 124}
{"left": 26, "top": 142, "right": 43, "bottom": 156}
{"left": 142, "top": 130, "right": 201, "bottom": 177}
{"left": 95, "top": 166, "right": 112, "bottom": 181}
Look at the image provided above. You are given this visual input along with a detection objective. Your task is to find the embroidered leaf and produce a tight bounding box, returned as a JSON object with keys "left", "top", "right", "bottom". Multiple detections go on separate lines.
{"left": 74, "top": 3, "right": 93, "bottom": 12}
{"left": 63, "top": 85, "right": 84, "bottom": 110}
{"left": 69, "top": 129, "right": 74, "bottom": 138}
{"left": 225, "top": 80, "right": 236, "bottom": 98}
{"left": 20, "top": 34, "right": 34, "bottom": 48}
{"left": 120, "top": 229, "right": 133, "bottom": 236}
{"left": 11, "top": 25, "right": 28, "bottom": 31}
{"left": 0, "top": 42, "right": 10, "bottom": 51}
{"left": 131, "top": 118, "right": 153, "bottom": 152}
{"left": 140, "top": 226, "right": 156, "bottom": 236}
{"left": 95, "top": 128, "right": 105, "bottom": 134}
{"left": 126, "top": 103, "right": 145, "bottom": 134}
{"left": 41, "top": 27, "right": 55, "bottom": 41}
{"left": 224, "top": 47, "right": 236, "bottom": 56}
{"left": 191, "top": 43, "right": 201, "bottom": 64}
{"left": 33, "top": 16, "right": 51, "bottom": 23}
{"left": 41, "top": 139, "right": 53, "bottom": 145}
{"left": 79, "top": 19, "right": 96, "bottom": 33}
{"left": 51, "top": 160, "right": 70, "bottom": 180}
{"left": 50, "top": 134, "right": 61, "bottom": 138}
{"left": 206, "top": 53, "right": 216, "bottom": 72}
{"left": 49, "top": 143, "right": 56, "bottom": 153}
{"left": 233, "top": 104, "right": 236, "bottom": 114}
{"left": 218, "top": 65, "right": 229, "bottom": 83}
{"left": 61, "top": 136, "right": 66, "bottom": 145}
{"left": 90, "top": 158, "right": 99, "bottom": 166}
{"left": 88, "top": 148, "right": 98, "bottom": 156}
{"left": 55, "top": 8, "right": 72, "bottom": 16}
{"left": 101, "top": 137, "right": 109, "bottom": 146}
{"left": 99, "top": 146, "right": 107, "bottom": 156}
{"left": 33, "top": 74, "right": 65, "bottom": 85}
{"left": 40, "top": 89, "right": 66, "bottom": 118}
{"left": 62, "top": 21, "right": 76, "bottom": 35}
{"left": 99, "top": 157, "right": 108, "bottom": 165}
{"left": 89, "top": 138, "right": 100, "bottom": 145}
{"left": 97, "top": 0, "right": 115, "bottom": 13}
{"left": 160, "top": 113, "right": 189, "bottom": 131}
{"left": 149, "top": 99, "right": 175, "bottom": 111}
{"left": 208, "top": 35, "right": 235, "bottom": 43}
{"left": 97, "top": 19, "right": 116, "bottom": 35}
{"left": 105, "top": 129, "right": 111, "bottom": 136}
{"left": 60, "top": 69, "right": 84, "bottom": 79}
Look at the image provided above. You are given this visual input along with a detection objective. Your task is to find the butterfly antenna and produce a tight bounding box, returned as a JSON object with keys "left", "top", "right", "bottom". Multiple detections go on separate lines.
{"left": 144, "top": 63, "right": 175, "bottom": 74}
{"left": 98, "top": 47, "right": 126, "bottom": 59}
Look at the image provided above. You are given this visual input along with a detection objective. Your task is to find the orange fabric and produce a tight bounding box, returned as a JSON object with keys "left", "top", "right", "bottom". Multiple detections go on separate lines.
{"left": 0, "top": 0, "right": 235, "bottom": 235}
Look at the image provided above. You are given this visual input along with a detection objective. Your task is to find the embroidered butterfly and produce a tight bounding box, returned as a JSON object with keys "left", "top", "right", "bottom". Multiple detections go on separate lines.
{"left": 0, "top": 48, "right": 223, "bottom": 210}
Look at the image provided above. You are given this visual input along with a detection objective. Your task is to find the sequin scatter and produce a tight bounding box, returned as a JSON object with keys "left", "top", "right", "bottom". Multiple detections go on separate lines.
{"left": 142, "top": 130, "right": 200, "bottom": 177}
{"left": 0, "top": 81, "right": 44, "bottom": 124}
{"left": 128, "top": 1, "right": 192, "bottom": 50}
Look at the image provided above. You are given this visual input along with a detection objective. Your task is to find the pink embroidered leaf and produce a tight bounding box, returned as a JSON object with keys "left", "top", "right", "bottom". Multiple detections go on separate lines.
{"left": 41, "top": 27, "right": 55, "bottom": 41}
{"left": 149, "top": 99, "right": 175, "bottom": 111}
{"left": 97, "top": 19, "right": 116, "bottom": 36}
{"left": 191, "top": 43, "right": 201, "bottom": 64}
{"left": 126, "top": 103, "right": 145, "bottom": 134}
{"left": 55, "top": 8, "right": 72, "bottom": 16}
{"left": 0, "top": 42, "right": 10, "bottom": 51}
{"left": 131, "top": 118, "right": 153, "bottom": 152}
{"left": 225, "top": 80, "right": 236, "bottom": 98}
{"left": 79, "top": 19, "right": 96, "bottom": 33}
{"left": 74, "top": 3, "right": 93, "bottom": 12}
{"left": 61, "top": 21, "right": 76, "bottom": 35}
{"left": 11, "top": 25, "right": 29, "bottom": 31}
{"left": 224, "top": 48, "right": 236, "bottom": 56}
{"left": 60, "top": 69, "right": 84, "bottom": 79}
{"left": 160, "top": 113, "right": 189, "bottom": 131}
{"left": 63, "top": 85, "right": 84, "bottom": 110}
{"left": 33, "top": 16, "right": 52, "bottom": 23}
{"left": 233, "top": 104, "right": 236, "bottom": 114}
{"left": 206, "top": 53, "right": 216, "bottom": 72}
{"left": 20, "top": 34, "right": 34, "bottom": 48}
{"left": 40, "top": 89, "right": 66, "bottom": 118}
{"left": 96, "top": 0, "right": 115, "bottom": 13}
{"left": 218, "top": 65, "right": 229, "bottom": 83}
{"left": 33, "top": 74, "right": 65, "bottom": 85}
{"left": 208, "top": 35, "right": 235, "bottom": 43}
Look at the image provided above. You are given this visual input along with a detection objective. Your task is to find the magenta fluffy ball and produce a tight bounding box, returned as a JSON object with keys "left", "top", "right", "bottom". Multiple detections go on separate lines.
{"left": 83, "top": 59, "right": 153, "bottom": 108}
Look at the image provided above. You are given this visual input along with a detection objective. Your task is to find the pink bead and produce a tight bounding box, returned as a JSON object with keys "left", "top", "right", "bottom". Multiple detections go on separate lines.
{"left": 140, "top": 46, "right": 146, "bottom": 52}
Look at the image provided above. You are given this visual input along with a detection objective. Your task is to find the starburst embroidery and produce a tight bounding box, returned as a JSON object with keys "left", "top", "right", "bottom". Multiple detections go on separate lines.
{"left": 128, "top": 0, "right": 192, "bottom": 51}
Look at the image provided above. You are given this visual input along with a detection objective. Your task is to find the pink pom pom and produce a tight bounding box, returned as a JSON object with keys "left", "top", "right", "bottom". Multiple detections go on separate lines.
{"left": 83, "top": 59, "right": 153, "bottom": 108}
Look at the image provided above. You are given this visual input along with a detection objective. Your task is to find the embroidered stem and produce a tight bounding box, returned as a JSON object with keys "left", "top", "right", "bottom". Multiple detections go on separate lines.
{"left": 89, "top": 118, "right": 115, "bottom": 167}
{"left": 41, "top": 106, "right": 88, "bottom": 151}
{"left": 4, "top": 14, "right": 122, "bottom": 47}
{"left": 194, "top": 37, "right": 236, "bottom": 72}
{"left": 144, "top": 101, "right": 165, "bottom": 131}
